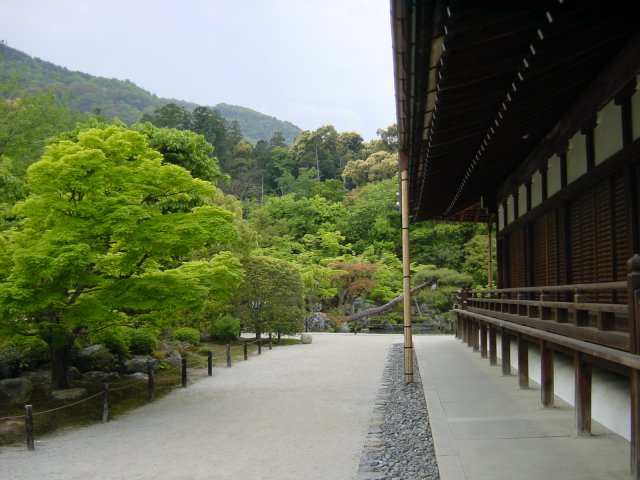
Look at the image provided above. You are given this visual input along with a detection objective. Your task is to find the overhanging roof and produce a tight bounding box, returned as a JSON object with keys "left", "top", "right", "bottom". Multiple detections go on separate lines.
{"left": 392, "top": 0, "right": 639, "bottom": 222}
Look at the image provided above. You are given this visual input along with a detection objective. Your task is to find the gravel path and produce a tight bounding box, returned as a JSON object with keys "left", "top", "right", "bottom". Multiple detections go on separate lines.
{"left": 0, "top": 334, "right": 398, "bottom": 480}
{"left": 357, "top": 344, "right": 440, "bottom": 480}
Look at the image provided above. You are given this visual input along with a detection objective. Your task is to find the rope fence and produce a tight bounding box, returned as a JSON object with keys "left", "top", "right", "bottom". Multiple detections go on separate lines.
{"left": 1, "top": 336, "right": 280, "bottom": 451}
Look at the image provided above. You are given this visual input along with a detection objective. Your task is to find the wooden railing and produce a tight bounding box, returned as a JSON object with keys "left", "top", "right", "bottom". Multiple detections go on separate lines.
{"left": 451, "top": 254, "right": 640, "bottom": 479}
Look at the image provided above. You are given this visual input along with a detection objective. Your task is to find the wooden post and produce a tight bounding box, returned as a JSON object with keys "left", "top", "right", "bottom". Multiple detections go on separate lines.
{"left": 207, "top": 350, "right": 213, "bottom": 376}
{"left": 517, "top": 334, "right": 529, "bottom": 389}
{"left": 541, "top": 341, "right": 554, "bottom": 408}
{"left": 628, "top": 255, "right": 640, "bottom": 354}
{"left": 574, "top": 351, "right": 592, "bottom": 436}
{"left": 243, "top": 341, "right": 248, "bottom": 360}
{"left": 488, "top": 219, "right": 494, "bottom": 288}
{"left": 226, "top": 344, "right": 232, "bottom": 367}
{"left": 480, "top": 322, "right": 488, "bottom": 358}
{"left": 400, "top": 153, "right": 413, "bottom": 384}
{"left": 631, "top": 368, "right": 640, "bottom": 479}
{"left": 181, "top": 357, "right": 187, "bottom": 388}
{"left": 102, "top": 383, "right": 109, "bottom": 423}
{"left": 24, "top": 404, "right": 34, "bottom": 451}
{"left": 501, "top": 330, "right": 511, "bottom": 375}
{"left": 472, "top": 320, "right": 479, "bottom": 352}
{"left": 268, "top": 332, "right": 273, "bottom": 350}
{"left": 147, "top": 362, "right": 155, "bottom": 402}
{"left": 489, "top": 326, "right": 497, "bottom": 365}
{"left": 258, "top": 339, "right": 262, "bottom": 355}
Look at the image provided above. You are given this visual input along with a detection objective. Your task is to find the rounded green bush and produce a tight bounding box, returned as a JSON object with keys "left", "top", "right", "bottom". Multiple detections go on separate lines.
{"left": 127, "top": 329, "right": 158, "bottom": 355}
{"left": 90, "top": 328, "right": 129, "bottom": 358}
{"left": 0, "top": 335, "right": 49, "bottom": 371}
{"left": 211, "top": 315, "right": 240, "bottom": 343}
{"left": 172, "top": 327, "right": 200, "bottom": 345}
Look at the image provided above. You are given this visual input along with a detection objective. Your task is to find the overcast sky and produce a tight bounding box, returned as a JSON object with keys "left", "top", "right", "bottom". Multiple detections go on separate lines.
{"left": 0, "top": 0, "right": 396, "bottom": 140}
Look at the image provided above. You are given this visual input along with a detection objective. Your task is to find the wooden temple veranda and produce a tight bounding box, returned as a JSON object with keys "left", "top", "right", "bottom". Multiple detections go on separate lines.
{"left": 391, "top": 0, "right": 640, "bottom": 477}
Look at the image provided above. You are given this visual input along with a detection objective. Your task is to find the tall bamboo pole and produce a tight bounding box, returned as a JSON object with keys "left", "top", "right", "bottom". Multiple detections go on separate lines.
{"left": 488, "top": 218, "right": 494, "bottom": 288}
{"left": 400, "top": 150, "right": 413, "bottom": 383}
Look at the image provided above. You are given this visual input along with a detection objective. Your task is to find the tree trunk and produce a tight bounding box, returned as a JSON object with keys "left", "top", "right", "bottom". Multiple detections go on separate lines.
{"left": 51, "top": 341, "right": 72, "bottom": 389}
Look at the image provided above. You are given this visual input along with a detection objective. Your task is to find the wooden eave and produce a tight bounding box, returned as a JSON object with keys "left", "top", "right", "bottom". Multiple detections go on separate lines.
{"left": 392, "top": 0, "right": 639, "bottom": 223}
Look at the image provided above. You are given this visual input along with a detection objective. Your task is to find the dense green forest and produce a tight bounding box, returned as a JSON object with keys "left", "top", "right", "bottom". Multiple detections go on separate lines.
{"left": 0, "top": 42, "right": 301, "bottom": 145}
{"left": 0, "top": 59, "right": 494, "bottom": 389}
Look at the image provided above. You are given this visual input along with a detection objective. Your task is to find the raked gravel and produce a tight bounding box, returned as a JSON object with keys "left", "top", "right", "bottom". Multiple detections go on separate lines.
{"left": 357, "top": 343, "right": 440, "bottom": 480}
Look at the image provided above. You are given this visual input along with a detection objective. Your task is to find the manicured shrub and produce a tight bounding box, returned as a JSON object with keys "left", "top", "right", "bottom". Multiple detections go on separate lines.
{"left": 0, "top": 335, "right": 49, "bottom": 372}
{"left": 211, "top": 315, "right": 240, "bottom": 343}
{"left": 127, "top": 329, "right": 158, "bottom": 355}
{"left": 172, "top": 327, "right": 200, "bottom": 345}
{"left": 90, "top": 328, "right": 129, "bottom": 359}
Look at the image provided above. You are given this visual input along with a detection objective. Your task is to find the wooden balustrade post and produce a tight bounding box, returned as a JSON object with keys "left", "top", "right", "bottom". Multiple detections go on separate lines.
{"left": 467, "top": 318, "right": 473, "bottom": 348}
{"left": 627, "top": 255, "right": 640, "bottom": 477}
{"left": 501, "top": 293, "right": 509, "bottom": 314}
{"left": 147, "top": 362, "right": 155, "bottom": 401}
{"left": 456, "top": 313, "right": 461, "bottom": 339}
{"left": 489, "top": 325, "right": 497, "bottom": 365}
{"left": 540, "top": 292, "right": 552, "bottom": 320}
{"left": 501, "top": 329, "right": 511, "bottom": 375}
{"left": 226, "top": 344, "right": 232, "bottom": 367}
{"left": 181, "top": 357, "right": 187, "bottom": 388}
{"left": 574, "top": 351, "right": 592, "bottom": 436}
{"left": 541, "top": 341, "right": 554, "bottom": 408}
{"left": 244, "top": 341, "right": 248, "bottom": 360}
{"left": 631, "top": 368, "right": 640, "bottom": 479}
{"left": 573, "top": 289, "right": 589, "bottom": 326}
{"left": 472, "top": 320, "right": 479, "bottom": 352}
{"left": 25, "top": 404, "right": 34, "bottom": 451}
{"left": 102, "top": 383, "right": 109, "bottom": 423}
{"left": 207, "top": 350, "right": 213, "bottom": 376}
{"left": 517, "top": 334, "right": 529, "bottom": 389}
{"left": 480, "top": 323, "right": 488, "bottom": 358}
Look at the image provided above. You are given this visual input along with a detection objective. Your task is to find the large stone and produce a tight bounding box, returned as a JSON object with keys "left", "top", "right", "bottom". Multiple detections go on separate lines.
{"left": 124, "top": 355, "right": 158, "bottom": 374}
{"left": 19, "top": 369, "right": 51, "bottom": 383}
{"left": 51, "top": 388, "right": 87, "bottom": 401}
{"left": 304, "top": 312, "right": 328, "bottom": 332}
{"left": 158, "top": 343, "right": 182, "bottom": 367}
{"left": 77, "top": 344, "right": 115, "bottom": 372}
{"left": 127, "top": 372, "right": 149, "bottom": 381}
{"left": 0, "top": 419, "right": 23, "bottom": 436}
{"left": 0, "top": 378, "right": 33, "bottom": 406}
{"left": 300, "top": 333, "right": 313, "bottom": 344}
{"left": 82, "top": 371, "right": 119, "bottom": 383}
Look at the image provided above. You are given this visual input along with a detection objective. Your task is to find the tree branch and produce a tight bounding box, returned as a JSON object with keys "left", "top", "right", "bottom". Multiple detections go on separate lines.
{"left": 346, "top": 277, "right": 437, "bottom": 323}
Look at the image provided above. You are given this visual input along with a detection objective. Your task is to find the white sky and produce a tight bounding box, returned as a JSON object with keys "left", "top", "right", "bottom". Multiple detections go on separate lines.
{"left": 0, "top": 0, "right": 396, "bottom": 140}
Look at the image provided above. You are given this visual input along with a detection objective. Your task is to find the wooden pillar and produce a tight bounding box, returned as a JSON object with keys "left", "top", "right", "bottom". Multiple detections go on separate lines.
{"left": 467, "top": 319, "right": 473, "bottom": 348}
{"left": 574, "top": 351, "right": 592, "bottom": 436}
{"left": 488, "top": 219, "right": 494, "bottom": 288}
{"left": 480, "top": 323, "right": 488, "bottom": 358}
{"left": 501, "top": 329, "right": 511, "bottom": 375}
{"left": 629, "top": 255, "right": 640, "bottom": 477}
{"left": 400, "top": 151, "right": 413, "bottom": 383}
{"left": 541, "top": 341, "right": 554, "bottom": 408}
{"left": 489, "top": 326, "right": 497, "bottom": 365}
{"left": 472, "top": 320, "right": 479, "bottom": 352}
{"left": 518, "top": 334, "right": 529, "bottom": 389}
{"left": 631, "top": 369, "right": 640, "bottom": 479}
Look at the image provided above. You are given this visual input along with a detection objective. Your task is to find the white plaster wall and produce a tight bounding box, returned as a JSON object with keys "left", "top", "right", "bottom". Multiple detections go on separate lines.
{"left": 547, "top": 155, "right": 562, "bottom": 197}
{"left": 498, "top": 205, "right": 504, "bottom": 231}
{"left": 594, "top": 101, "right": 622, "bottom": 165}
{"left": 566, "top": 132, "right": 587, "bottom": 184}
{"left": 507, "top": 195, "right": 514, "bottom": 224}
{"left": 496, "top": 332, "right": 630, "bottom": 440}
{"left": 531, "top": 171, "right": 542, "bottom": 209}
{"left": 633, "top": 79, "right": 640, "bottom": 140}
{"left": 518, "top": 184, "right": 527, "bottom": 217}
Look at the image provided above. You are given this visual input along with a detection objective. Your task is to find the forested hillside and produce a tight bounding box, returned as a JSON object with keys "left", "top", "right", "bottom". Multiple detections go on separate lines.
{"left": 0, "top": 42, "right": 300, "bottom": 144}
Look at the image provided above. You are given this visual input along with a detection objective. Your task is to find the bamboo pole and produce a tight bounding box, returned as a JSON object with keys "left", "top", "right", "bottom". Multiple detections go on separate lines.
{"left": 400, "top": 151, "right": 413, "bottom": 384}
{"left": 488, "top": 218, "right": 494, "bottom": 288}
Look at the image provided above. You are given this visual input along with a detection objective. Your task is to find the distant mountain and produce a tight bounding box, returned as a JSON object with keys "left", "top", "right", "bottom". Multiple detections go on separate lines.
{"left": 0, "top": 42, "right": 301, "bottom": 145}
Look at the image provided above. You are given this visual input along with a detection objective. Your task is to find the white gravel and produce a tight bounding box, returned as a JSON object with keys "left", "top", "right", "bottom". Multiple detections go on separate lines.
{"left": 0, "top": 333, "right": 399, "bottom": 480}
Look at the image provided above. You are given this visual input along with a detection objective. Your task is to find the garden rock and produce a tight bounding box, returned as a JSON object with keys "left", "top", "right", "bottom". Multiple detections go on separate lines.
{"left": 127, "top": 372, "right": 149, "bottom": 381}
{"left": 338, "top": 323, "right": 350, "bottom": 333}
{"left": 77, "top": 345, "right": 115, "bottom": 372}
{"left": 0, "top": 360, "right": 12, "bottom": 379}
{"left": 67, "top": 366, "right": 82, "bottom": 380}
{"left": 124, "top": 355, "right": 158, "bottom": 374}
{"left": 19, "top": 369, "right": 51, "bottom": 383}
{"left": 82, "top": 371, "right": 119, "bottom": 382}
{"left": 301, "top": 333, "right": 313, "bottom": 344}
{"left": 0, "top": 419, "right": 23, "bottom": 436}
{"left": 51, "top": 388, "right": 87, "bottom": 401}
{"left": 0, "top": 378, "right": 33, "bottom": 406}
{"left": 158, "top": 343, "right": 182, "bottom": 367}
{"left": 304, "top": 312, "right": 328, "bottom": 332}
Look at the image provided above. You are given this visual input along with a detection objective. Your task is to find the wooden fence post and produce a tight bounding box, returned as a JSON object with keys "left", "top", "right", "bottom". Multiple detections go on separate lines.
{"left": 501, "top": 329, "right": 511, "bottom": 376}
{"left": 25, "top": 404, "right": 34, "bottom": 451}
{"left": 268, "top": 333, "right": 273, "bottom": 350}
{"left": 207, "top": 350, "right": 213, "bottom": 376}
{"left": 480, "top": 323, "right": 488, "bottom": 358}
{"left": 147, "top": 362, "right": 155, "bottom": 402}
{"left": 181, "top": 357, "right": 187, "bottom": 388}
{"left": 258, "top": 339, "right": 262, "bottom": 355}
{"left": 243, "top": 341, "right": 248, "bottom": 360}
{"left": 102, "top": 383, "right": 109, "bottom": 423}
{"left": 489, "top": 325, "right": 497, "bottom": 365}
{"left": 226, "top": 344, "right": 232, "bottom": 367}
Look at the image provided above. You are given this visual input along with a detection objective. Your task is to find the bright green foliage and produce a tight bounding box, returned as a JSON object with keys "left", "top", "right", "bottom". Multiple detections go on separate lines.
{"left": 462, "top": 232, "right": 496, "bottom": 288}
{"left": 0, "top": 125, "right": 243, "bottom": 387}
{"left": 234, "top": 256, "right": 304, "bottom": 338}
{"left": 172, "top": 327, "right": 201, "bottom": 345}
{"left": 342, "top": 151, "right": 398, "bottom": 189}
{"left": 133, "top": 122, "right": 227, "bottom": 184}
{"left": 211, "top": 315, "right": 241, "bottom": 343}
{"left": 90, "top": 327, "right": 130, "bottom": 358}
{"left": 0, "top": 335, "right": 49, "bottom": 372}
{"left": 413, "top": 265, "right": 473, "bottom": 312}
{"left": 127, "top": 329, "right": 158, "bottom": 355}
{"left": 410, "top": 221, "right": 484, "bottom": 269}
